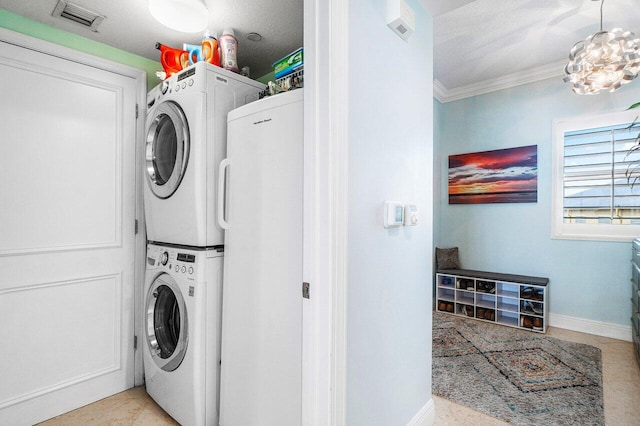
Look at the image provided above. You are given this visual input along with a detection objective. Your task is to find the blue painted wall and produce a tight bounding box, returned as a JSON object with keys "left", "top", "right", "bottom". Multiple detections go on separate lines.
{"left": 347, "top": 0, "right": 433, "bottom": 424}
{"left": 436, "top": 77, "right": 640, "bottom": 326}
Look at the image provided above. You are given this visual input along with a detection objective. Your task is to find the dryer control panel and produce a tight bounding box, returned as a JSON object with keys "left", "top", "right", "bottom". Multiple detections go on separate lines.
{"left": 148, "top": 62, "right": 245, "bottom": 111}
{"left": 156, "top": 63, "right": 210, "bottom": 100}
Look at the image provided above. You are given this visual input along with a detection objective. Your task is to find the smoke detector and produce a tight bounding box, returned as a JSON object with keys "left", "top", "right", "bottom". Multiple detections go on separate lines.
{"left": 387, "top": 0, "right": 415, "bottom": 41}
{"left": 52, "top": 0, "right": 105, "bottom": 32}
{"left": 246, "top": 32, "right": 263, "bottom": 42}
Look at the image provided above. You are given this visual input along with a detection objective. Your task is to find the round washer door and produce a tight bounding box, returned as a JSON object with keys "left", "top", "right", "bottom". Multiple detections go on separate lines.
{"left": 145, "top": 101, "right": 190, "bottom": 199}
{"left": 145, "top": 273, "right": 188, "bottom": 371}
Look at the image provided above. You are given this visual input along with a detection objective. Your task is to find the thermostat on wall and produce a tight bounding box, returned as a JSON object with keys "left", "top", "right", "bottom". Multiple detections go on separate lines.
{"left": 384, "top": 201, "right": 404, "bottom": 228}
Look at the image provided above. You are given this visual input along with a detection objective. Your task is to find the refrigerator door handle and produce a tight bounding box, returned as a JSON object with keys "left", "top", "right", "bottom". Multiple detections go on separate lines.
{"left": 218, "top": 158, "right": 231, "bottom": 229}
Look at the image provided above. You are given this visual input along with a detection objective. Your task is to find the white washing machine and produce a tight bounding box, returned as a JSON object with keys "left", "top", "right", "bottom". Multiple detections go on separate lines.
{"left": 143, "top": 243, "right": 223, "bottom": 426}
{"left": 144, "top": 61, "right": 264, "bottom": 247}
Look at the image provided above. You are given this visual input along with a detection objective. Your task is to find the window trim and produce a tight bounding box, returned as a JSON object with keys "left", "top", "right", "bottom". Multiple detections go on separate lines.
{"left": 552, "top": 109, "right": 640, "bottom": 242}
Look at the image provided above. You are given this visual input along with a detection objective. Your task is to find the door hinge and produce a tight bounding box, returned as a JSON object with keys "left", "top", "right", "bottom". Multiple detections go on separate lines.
{"left": 302, "top": 282, "right": 310, "bottom": 299}
{"left": 135, "top": 103, "right": 139, "bottom": 119}
{"left": 135, "top": 219, "right": 139, "bottom": 234}
{"left": 134, "top": 335, "right": 138, "bottom": 350}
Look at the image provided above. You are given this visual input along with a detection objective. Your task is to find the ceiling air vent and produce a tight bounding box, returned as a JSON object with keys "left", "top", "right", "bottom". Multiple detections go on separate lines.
{"left": 52, "top": 0, "right": 105, "bottom": 32}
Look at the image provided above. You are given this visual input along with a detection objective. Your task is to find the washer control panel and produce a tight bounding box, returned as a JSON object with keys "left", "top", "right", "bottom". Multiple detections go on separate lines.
{"left": 147, "top": 245, "right": 198, "bottom": 279}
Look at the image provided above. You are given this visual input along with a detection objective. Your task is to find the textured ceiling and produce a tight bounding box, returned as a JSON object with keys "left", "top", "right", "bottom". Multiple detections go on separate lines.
{"left": 434, "top": 0, "right": 640, "bottom": 93}
{"left": 2, "top": 0, "right": 639, "bottom": 98}
{"left": 0, "top": 0, "right": 303, "bottom": 79}
{"left": 419, "top": 0, "right": 475, "bottom": 18}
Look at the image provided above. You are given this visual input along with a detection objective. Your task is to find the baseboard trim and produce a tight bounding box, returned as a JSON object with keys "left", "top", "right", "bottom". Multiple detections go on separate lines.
{"left": 549, "top": 313, "right": 632, "bottom": 342}
{"left": 407, "top": 398, "right": 435, "bottom": 426}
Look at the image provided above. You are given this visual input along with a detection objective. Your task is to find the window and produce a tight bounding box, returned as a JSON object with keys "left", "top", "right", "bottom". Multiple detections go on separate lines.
{"left": 552, "top": 110, "right": 640, "bottom": 241}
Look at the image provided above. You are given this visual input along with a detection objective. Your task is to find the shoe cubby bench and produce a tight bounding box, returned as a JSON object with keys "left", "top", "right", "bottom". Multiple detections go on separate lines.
{"left": 436, "top": 269, "right": 549, "bottom": 333}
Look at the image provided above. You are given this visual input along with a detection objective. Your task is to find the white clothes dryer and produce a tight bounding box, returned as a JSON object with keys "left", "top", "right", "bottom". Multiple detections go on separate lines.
{"left": 143, "top": 242, "right": 223, "bottom": 426}
{"left": 144, "top": 62, "right": 264, "bottom": 247}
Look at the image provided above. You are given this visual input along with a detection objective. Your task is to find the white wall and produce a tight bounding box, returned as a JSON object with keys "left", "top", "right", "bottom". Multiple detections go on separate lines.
{"left": 346, "top": 0, "right": 434, "bottom": 424}
{"left": 436, "top": 76, "right": 640, "bottom": 328}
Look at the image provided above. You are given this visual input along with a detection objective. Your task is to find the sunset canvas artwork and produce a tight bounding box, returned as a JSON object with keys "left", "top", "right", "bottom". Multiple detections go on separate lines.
{"left": 448, "top": 145, "right": 538, "bottom": 204}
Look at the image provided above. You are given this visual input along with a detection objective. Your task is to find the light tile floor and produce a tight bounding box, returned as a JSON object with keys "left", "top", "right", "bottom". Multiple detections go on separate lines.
{"left": 38, "top": 326, "right": 640, "bottom": 425}
{"left": 37, "top": 386, "right": 178, "bottom": 426}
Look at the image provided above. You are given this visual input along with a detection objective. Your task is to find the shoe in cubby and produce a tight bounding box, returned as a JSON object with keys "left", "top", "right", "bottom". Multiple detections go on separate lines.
{"left": 532, "top": 288, "right": 544, "bottom": 301}
{"left": 521, "top": 315, "right": 534, "bottom": 328}
{"left": 521, "top": 287, "right": 533, "bottom": 299}
{"left": 458, "top": 304, "right": 474, "bottom": 317}
{"left": 533, "top": 317, "right": 543, "bottom": 331}
{"left": 477, "top": 280, "right": 495, "bottom": 294}
{"left": 521, "top": 300, "right": 543, "bottom": 315}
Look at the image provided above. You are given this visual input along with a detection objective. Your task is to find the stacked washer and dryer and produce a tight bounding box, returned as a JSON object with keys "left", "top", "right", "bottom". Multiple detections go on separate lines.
{"left": 142, "top": 61, "right": 264, "bottom": 426}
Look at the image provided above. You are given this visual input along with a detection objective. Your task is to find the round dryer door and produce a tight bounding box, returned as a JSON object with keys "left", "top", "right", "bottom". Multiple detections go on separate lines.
{"left": 145, "top": 101, "right": 190, "bottom": 199}
{"left": 145, "top": 273, "right": 188, "bottom": 371}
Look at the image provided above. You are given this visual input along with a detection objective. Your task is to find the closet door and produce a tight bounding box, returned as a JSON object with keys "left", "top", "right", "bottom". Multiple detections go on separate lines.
{"left": 0, "top": 33, "right": 139, "bottom": 424}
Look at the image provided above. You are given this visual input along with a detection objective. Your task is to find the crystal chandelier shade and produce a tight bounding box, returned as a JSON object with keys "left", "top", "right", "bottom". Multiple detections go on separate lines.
{"left": 563, "top": 1, "right": 640, "bottom": 95}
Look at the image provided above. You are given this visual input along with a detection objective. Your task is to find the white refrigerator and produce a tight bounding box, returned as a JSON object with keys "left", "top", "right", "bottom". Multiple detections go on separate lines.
{"left": 217, "top": 89, "right": 304, "bottom": 426}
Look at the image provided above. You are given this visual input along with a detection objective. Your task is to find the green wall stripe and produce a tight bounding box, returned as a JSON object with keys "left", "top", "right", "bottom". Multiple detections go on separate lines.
{"left": 0, "top": 8, "right": 162, "bottom": 89}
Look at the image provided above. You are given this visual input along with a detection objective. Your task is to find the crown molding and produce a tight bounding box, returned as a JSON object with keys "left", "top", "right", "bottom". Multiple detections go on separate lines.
{"left": 434, "top": 59, "right": 567, "bottom": 103}
{"left": 433, "top": 78, "right": 447, "bottom": 103}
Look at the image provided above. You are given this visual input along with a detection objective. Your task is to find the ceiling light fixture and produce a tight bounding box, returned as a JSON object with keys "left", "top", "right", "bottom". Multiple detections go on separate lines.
{"left": 149, "top": 0, "right": 209, "bottom": 33}
{"left": 563, "top": 0, "right": 640, "bottom": 95}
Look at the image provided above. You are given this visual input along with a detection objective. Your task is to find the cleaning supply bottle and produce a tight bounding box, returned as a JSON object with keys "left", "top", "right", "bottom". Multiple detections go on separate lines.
{"left": 183, "top": 43, "right": 204, "bottom": 65}
{"left": 156, "top": 42, "right": 189, "bottom": 77}
{"left": 219, "top": 29, "right": 239, "bottom": 73}
{"left": 201, "top": 30, "right": 221, "bottom": 67}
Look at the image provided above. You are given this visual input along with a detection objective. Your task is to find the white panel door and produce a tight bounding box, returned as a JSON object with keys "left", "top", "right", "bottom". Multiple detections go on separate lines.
{"left": 0, "top": 38, "right": 138, "bottom": 424}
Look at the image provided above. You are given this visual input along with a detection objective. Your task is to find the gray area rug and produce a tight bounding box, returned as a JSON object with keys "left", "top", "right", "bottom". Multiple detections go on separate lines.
{"left": 433, "top": 312, "right": 604, "bottom": 425}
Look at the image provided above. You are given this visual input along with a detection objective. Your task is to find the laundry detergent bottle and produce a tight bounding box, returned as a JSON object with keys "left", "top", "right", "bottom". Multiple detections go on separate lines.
{"left": 219, "top": 28, "right": 239, "bottom": 73}
{"left": 156, "top": 42, "right": 188, "bottom": 76}
{"left": 202, "top": 30, "right": 221, "bottom": 66}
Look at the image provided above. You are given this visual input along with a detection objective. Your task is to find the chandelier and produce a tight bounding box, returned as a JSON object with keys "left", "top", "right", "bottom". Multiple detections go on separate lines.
{"left": 563, "top": 0, "right": 640, "bottom": 95}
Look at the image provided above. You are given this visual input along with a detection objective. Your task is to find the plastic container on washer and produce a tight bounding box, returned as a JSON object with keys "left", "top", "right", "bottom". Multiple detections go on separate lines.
{"left": 219, "top": 28, "right": 239, "bottom": 73}
{"left": 202, "top": 30, "right": 221, "bottom": 66}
